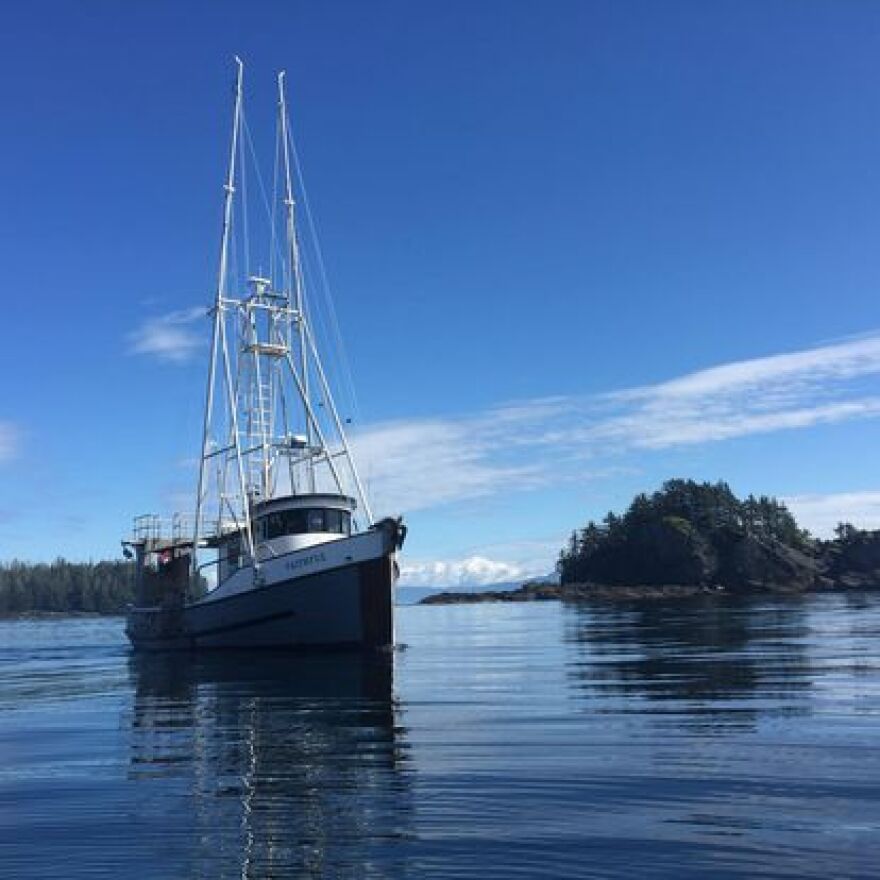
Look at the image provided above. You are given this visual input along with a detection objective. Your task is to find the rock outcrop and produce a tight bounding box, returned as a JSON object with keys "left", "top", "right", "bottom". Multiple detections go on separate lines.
{"left": 421, "top": 480, "right": 880, "bottom": 606}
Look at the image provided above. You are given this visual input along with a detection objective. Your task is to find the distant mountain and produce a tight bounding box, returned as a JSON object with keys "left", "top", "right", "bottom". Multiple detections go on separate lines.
{"left": 396, "top": 573, "right": 557, "bottom": 606}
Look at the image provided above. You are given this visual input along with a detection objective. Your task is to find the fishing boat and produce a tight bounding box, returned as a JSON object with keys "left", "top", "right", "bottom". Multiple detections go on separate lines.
{"left": 123, "top": 59, "right": 405, "bottom": 651}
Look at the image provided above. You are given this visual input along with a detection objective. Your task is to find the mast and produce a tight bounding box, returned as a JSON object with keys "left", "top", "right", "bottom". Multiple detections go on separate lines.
{"left": 278, "top": 72, "right": 315, "bottom": 493}
{"left": 193, "top": 57, "right": 245, "bottom": 577}
{"left": 191, "top": 61, "right": 375, "bottom": 584}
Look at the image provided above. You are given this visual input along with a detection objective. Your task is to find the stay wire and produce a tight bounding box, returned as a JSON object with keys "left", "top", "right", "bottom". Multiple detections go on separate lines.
{"left": 286, "top": 126, "right": 363, "bottom": 428}
{"left": 242, "top": 112, "right": 286, "bottom": 283}
{"left": 238, "top": 105, "right": 250, "bottom": 280}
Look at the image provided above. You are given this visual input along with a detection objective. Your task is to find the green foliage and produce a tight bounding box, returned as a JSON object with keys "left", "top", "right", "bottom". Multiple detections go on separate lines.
{"left": 834, "top": 522, "right": 860, "bottom": 543}
{"left": 0, "top": 558, "right": 136, "bottom": 615}
{"left": 558, "top": 479, "right": 810, "bottom": 587}
{"left": 661, "top": 515, "right": 694, "bottom": 536}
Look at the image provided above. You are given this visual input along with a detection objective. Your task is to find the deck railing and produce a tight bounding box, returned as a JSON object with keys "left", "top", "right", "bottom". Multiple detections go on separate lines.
{"left": 131, "top": 514, "right": 239, "bottom": 544}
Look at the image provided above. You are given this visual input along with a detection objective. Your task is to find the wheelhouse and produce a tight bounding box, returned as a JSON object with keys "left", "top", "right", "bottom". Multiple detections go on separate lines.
{"left": 216, "top": 493, "right": 358, "bottom": 584}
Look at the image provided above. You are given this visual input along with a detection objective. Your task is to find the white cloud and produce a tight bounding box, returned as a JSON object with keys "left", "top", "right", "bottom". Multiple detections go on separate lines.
{"left": 616, "top": 334, "right": 880, "bottom": 402}
{"left": 783, "top": 491, "right": 880, "bottom": 538}
{"left": 585, "top": 398, "right": 880, "bottom": 450}
{"left": 399, "top": 535, "right": 565, "bottom": 587}
{"left": 128, "top": 307, "right": 206, "bottom": 364}
{"left": 351, "top": 416, "right": 548, "bottom": 515}
{"left": 400, "top": 554, "right": 550, "bottom": 588}
{"left": 353, "top": 332, "right": 880, "bottom": 516}
{"left": 0, "top": 422, "right": 19, "bottom": 463}
{"left": 590, "top": 334, "right": 880, "bottom": 451}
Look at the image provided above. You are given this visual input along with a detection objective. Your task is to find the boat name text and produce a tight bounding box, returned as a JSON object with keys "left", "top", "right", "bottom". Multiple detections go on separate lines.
{"left": 284, "top": 552, "right": 327, "bottom": 572}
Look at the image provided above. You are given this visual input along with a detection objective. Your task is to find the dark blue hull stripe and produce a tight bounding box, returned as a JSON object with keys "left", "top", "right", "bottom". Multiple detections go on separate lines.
{"left": 192, "top": 608, "right": 297, "bottom": 638}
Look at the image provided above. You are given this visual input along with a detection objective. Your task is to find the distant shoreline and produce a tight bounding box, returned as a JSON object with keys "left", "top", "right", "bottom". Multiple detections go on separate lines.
{"left": 419, "top": 580, "right": 880, "bottom": 605}
{"left": 0, "top": 610, "right": 122, "bottom": 621}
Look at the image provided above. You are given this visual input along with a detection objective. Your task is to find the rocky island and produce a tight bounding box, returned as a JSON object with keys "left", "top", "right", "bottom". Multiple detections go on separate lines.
{"left": 422, "top": 480, "right": 880, "bottom": 605}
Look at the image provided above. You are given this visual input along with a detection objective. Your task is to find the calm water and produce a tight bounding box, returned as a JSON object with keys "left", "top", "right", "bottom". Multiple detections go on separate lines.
{"left": 1, "top": 595, "right": 880, "bottom": 878}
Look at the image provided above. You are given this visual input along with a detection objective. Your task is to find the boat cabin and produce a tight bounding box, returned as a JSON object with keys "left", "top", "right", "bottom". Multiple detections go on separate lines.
{"left": 217, "top": 493, "right": 356, "bottom": 583}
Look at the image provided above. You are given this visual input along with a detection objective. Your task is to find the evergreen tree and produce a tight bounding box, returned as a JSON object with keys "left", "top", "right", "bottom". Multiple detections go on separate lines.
{"left": 558, "top": 479, "right": 813, "bottom": 587}
{"left": 0, "top": 559, "right": 135, "bottom": 615}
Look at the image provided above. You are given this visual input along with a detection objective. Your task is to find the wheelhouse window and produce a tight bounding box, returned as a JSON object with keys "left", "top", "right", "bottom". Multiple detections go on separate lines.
{"left": 324, "top": 510, "right": 351, "bottom": 535}
{"left": 263, "top": 510, "right": 307, "bottom": 539}
{"left": 325, "top": 509, "right": 352, "bottom": 534}
{"left": 256, "top": 508, "right": 351, "bottom": 540}
{"left": 225, "top": 535, "right": 241, "bottom": 570}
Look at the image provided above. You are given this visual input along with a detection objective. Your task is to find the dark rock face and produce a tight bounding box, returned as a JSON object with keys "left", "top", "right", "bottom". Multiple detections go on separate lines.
{"left": 822, "top": 531, "right": 880, "bottom": 588}
{"left": 575, "top": 519, "right": 824, "bottom": 592}
{"left": 713, "top": 532, "right": 823, "bottom": 592}
{"left": 578, "top": 525, "right": 876, "bottom": 595}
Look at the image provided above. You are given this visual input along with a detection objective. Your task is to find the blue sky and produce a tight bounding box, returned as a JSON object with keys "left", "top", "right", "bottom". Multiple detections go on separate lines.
{"left": 4, "top": 1, "right": 880, "bottom": 584}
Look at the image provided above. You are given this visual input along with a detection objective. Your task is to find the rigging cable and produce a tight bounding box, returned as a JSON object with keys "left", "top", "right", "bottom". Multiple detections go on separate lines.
{"left": 238, "top": 105, "right": 251, "bottom": 280}
{"left": 242, "top": 112, "right": 287, "bottom": 283}
{"left": 287, "top": 126, "right": 364, "bottom": 430}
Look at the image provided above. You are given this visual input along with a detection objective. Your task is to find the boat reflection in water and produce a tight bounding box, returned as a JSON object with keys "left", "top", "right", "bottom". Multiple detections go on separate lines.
{"left": 128, "top": 652, "right": 413, "bottom": 878}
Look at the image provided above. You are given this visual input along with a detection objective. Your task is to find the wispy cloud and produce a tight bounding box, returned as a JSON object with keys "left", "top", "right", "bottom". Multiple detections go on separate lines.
{"left": 354, "top": 333, "right": 880, "bottom": 515}
{"left": 585, "top": 398, "right": 880, "bottom": 450}
{"left": 591, "top": 333, "right": 880, "bottom": 450}
{"left": 351, "top": 415, "right": 550, "bottom": 514}
{"left": 127, "top": 307, "right": 206, "bottom": 363}
{"left": 0, "top": 422, "right": 20, "bottom": 464}
{"left": 783, "top": 491, "right": 880, "bottom": 537}
{"left": 617, "top": 334, "right": 880, "bottom": 402}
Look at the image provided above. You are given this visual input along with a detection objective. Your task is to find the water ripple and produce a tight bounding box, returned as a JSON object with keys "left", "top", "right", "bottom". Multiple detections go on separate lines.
{"left": 1, "top": 595, "right": 880, "bottom": 877}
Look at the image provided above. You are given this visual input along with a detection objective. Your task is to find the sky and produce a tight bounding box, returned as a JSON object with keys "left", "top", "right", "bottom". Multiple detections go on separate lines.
{"left": 4, "top": 0, "right": 880, "bottom": 585}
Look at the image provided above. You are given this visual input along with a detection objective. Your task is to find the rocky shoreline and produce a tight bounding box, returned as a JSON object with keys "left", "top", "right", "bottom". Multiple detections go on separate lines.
{"left": 422, "top": 480, "right": 880, "bottom": 608}
{"left": 419, "top": 578, "right": 880, "bottom": 605}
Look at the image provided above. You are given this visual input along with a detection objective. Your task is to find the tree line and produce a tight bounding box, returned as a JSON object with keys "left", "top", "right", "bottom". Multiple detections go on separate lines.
{"left": 0, "top": 559, "right": 135, "bottom": 615}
